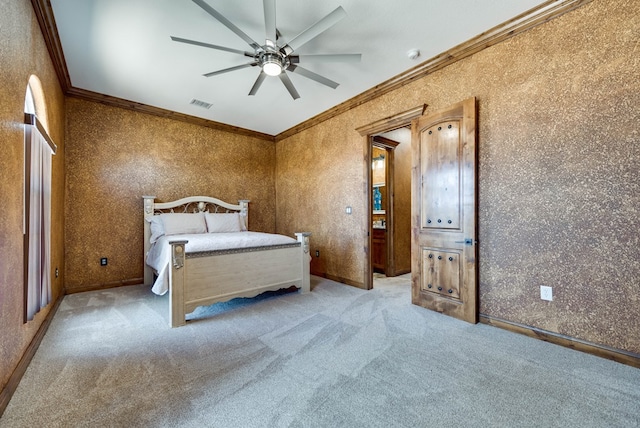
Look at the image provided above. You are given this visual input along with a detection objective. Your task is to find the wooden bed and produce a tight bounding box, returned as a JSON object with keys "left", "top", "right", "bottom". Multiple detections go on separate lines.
{"left": 142, "top": 195, "right": 311, "bottom": 327}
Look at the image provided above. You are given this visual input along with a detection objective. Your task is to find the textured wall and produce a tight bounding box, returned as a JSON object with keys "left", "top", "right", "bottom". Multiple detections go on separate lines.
{"left": 473, "top": 0, "right": 639, "bottom": 353}
{"left": 276, "top": 115, "right": 365, "bottom": 284}
{"left": 0, "top": 0, "right": 66, "bottom": 395}
{"left": 276, "top": 0, "right": 639, "bottom": 354}
{"left": 64, "top": 98, "right": 276, "bottom": 291}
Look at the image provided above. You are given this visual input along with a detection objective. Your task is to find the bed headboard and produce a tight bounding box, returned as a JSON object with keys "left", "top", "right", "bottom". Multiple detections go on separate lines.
{"left": 142, "top": 196, "right": 250, "bottom": 286}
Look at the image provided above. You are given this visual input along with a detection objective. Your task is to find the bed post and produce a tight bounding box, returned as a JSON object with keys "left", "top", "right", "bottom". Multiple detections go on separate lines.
{"left": 142, "top": 195, "right": 156, "bottom": 286}
{"left": 238, "top": 199, "right": 250, "bottom": 230}
{"left": 169, "top": 240, "right": 188, "bottom": 328}
{"left": 295, "top": 232, "right": 311, "bottom": 293}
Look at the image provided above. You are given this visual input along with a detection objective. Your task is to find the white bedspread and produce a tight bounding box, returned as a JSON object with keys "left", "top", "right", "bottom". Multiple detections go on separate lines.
{"left": 146, "top": 231, "right": 299, "bottom": 295}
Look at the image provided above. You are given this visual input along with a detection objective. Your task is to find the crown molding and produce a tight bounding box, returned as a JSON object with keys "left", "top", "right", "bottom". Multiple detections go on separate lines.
{"left": 30, "top": 0, "right": 71, "bottom": 92}
{"left": 274, "top": 0, "right": 592, "bottom": 141}
{"left": 31, "top": 0, "right": 591, "bottom": 143}
{"left": 66, "top": 87, "right": 275, "bottom": 141}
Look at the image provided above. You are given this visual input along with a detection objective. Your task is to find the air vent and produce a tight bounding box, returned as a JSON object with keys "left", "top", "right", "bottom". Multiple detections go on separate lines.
{"left": 189, "top": 99, "right": 213, "bottom": 109}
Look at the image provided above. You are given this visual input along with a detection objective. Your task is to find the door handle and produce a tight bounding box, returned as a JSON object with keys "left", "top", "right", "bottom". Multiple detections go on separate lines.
{"left": 454, "top": 238, "right": 475, "bottom": 245}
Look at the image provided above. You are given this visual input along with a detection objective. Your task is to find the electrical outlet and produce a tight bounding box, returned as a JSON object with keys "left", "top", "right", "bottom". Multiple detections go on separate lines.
{"left": 315, "top": 250, "right": 320, "bottom": 258}
{"left": 55, "top": 267, "right": 59, "bottom": 278}
{"left": 540, "top": 285, "right": 553, "bottom": 301}
{"left": 100, "top": 257, "right": 108, "bottom": 266}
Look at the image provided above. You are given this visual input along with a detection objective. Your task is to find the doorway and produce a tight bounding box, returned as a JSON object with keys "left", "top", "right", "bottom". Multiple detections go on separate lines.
{"left": 371, "top": 142, "right": 391, "bottom": 276}
{"left": 356, "top": 105, "right": 426, "bottom": 290}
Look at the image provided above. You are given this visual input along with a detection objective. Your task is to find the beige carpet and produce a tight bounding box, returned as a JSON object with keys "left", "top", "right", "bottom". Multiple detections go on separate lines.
{"left": 2, "top": 275, "right": 639, "bottom": 427}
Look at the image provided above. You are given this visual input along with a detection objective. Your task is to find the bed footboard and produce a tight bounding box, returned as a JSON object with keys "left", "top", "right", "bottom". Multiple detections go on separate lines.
{"left": 168, "top": 232, "right": 311, "bottom": 328}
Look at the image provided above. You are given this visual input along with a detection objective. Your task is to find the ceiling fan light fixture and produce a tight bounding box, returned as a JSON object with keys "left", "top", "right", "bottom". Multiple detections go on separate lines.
{"left": 263, "top": 61, "right": 282, "bottom": 76}
{"left": 262, "top": 53, "right": 283, "bottom": 76}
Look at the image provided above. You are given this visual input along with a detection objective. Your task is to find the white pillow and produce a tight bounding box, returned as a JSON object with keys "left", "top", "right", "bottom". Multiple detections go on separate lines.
{"left": 205, "top": 212, "right": 245, "bottom": 233}
{"left": 146, "top": 215, "right": 165, "bottom": 244}
{"left": 160, "top": 212, "right": 207, "bottom": 236}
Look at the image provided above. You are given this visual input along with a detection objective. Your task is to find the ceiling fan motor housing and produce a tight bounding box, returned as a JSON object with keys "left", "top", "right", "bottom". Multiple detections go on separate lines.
{"left": 260, "top": 47, "right": 289, "bottom": 76}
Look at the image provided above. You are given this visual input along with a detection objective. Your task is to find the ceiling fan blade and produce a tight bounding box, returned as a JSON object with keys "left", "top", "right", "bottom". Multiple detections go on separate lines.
{"left": 203, "top": 62, "right": 258, "bottom": 77}
{"left": 249, "top": 71, "right": 267, "bottom": 96}
{"left": 170, "top": 36, "right": 253, "bottom": 57}
{"left": 290, "top": 53, "right": 361, "bottom": 63}
{"left": 287, "top": 64, "right": 339, "bottom": 89}
{"left": 263, "top": 0, "right": 277, "bottom": 45}
{"left": 192, "top": 0, "right": 261, "bottom": 50}
{"left": 279, "top": 72, "right": 300, "bottom": 100}
{"left": 283, "top": 6, "right": 346, "bottom": 54}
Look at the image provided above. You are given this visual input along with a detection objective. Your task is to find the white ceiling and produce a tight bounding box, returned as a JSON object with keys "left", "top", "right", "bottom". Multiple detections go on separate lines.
{"left": 50, "top": 0, "right": 547, "bottom": 135}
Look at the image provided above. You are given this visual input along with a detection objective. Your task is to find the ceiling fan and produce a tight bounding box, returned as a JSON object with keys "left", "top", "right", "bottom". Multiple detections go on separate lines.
{"left": 171, "top": 0, "right": 361, "bottom": 100}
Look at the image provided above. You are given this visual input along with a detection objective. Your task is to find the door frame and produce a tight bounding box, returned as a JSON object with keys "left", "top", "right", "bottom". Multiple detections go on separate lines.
{"left": 356, "top": 104, "right": 427, "bottom": 290}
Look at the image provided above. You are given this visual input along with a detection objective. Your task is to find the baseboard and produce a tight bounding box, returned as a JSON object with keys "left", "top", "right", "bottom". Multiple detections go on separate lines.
{"left": 0, "top": 294, "right": 63, "bottom": 417}
{"left": 480, "top": 314, "right": 640, "bottom": 369}
{"left": 325, "top": 273, "right": 365, "bottom": 289}
{"left": 65, "top": 277, "right": 143, "bottom": 294}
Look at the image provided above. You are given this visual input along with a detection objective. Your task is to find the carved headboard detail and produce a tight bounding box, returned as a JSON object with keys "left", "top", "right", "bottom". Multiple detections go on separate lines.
{"left": 152, "top": 200, "right": 238, "bottom": 215}
{"left": 141, "top": 195, "right": 250, "bottom": 286}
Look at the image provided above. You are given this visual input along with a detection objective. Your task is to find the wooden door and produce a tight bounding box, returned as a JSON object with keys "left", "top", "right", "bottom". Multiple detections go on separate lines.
{"left": 411, "top": 97, "right": 477, "bottom": 323}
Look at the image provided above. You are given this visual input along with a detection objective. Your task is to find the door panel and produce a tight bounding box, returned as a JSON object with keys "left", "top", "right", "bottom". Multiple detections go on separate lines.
{"left": 411, "top": 97, "right": 477, "bottom": 323}
{"left": 420, "top": 120, "right": 461, "bottom": 230}
{"left": 422, "top": 248, "right": 461, "bottom": 299}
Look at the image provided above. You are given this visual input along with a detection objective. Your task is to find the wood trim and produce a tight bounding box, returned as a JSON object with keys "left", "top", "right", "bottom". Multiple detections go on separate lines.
{"left": 0, "top": 294, "right": 63, "bottom": 417}
{"left": 64, "top": 277, "right": 144, "bottom": 295}
{"left": 30, "top": 0, "right": 71, "bottom": 92}
{"left": 372, "top": 135, "right": 401, "bottom": 148}
{"left": 66, "top": 88, "right": 275, "bottom": 142}
{"left": 31, "top": 0, "right": 590, "bottom": 142}
{"left": 22, "top": 130, "right": 32, "bottom": 323}
{"left": 364, "top": 140, "right": 373, "bottom": 290}
{"left": 30, "top": 0, "right": 272, "bottom": 142}
{"left": 358, "top": 105, "right": 427, "bottom": 137}
{"left": 276, "top": 0, "right": 592, "bottom": 140}
{"left": 480, "top": 314, "right": 640, "bottom": 369}
{"left": 325, "top": 273, "right": 365, "bottom": 290}
{"left": 24, "top": 113, "right": 57, "bottom": 154}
